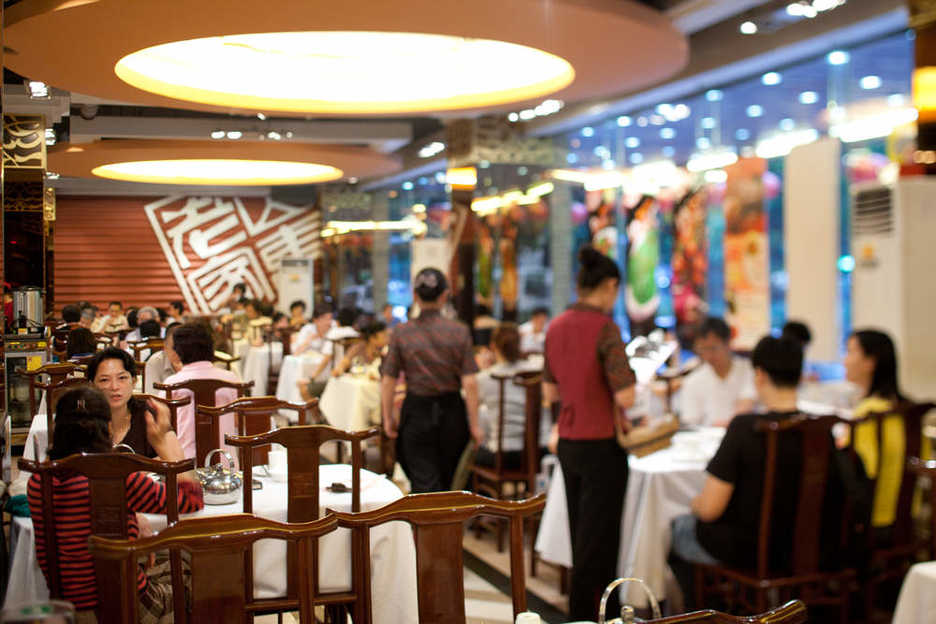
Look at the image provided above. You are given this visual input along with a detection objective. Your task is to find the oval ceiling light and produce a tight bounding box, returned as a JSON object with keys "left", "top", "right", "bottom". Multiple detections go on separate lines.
{"left": 48, "top": 140, "right": 400, "bottom": 186}
{"left": 6, "top": 0, "right": 687, "bottom": 117}
{"left": 114, "top": 32, "right": 575, "bottom": 114}
{"left": 92, "top": 159, "right": 342, "bottom": 186}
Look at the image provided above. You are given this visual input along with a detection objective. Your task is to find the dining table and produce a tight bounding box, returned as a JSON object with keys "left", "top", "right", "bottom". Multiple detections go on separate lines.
{"left": 240, "top": 341, "right": 284, "bottom": 396}
{"left": 319, "top": 373, "right": 381, "bottom": 431}
{"left": 275, "top": 352, "right": 329, "bottom": 421}
{"left": 534, "top": 426, "right": 725, "bottom": 608}
{"left": 4, "top": 464, "right": 419, "bottom": 623}
{"left": 892, "top": 560, "right": 936, "bottom": 624}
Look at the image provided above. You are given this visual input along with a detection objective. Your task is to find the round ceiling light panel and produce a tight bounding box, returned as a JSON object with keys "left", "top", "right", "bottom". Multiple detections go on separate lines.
{"left": 6, "top": 0, "right": 687, "bottom": 117}
{"left": 48, "top": 140, "right": 400, "bottom": 186}
{"left": 115, "top": 32, "right": 575, "bottom": 114}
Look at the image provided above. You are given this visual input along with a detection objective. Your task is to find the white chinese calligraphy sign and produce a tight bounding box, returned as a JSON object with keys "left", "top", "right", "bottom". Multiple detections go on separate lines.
{"left": 145, "top": 196, "right": 321, "bottom": 314}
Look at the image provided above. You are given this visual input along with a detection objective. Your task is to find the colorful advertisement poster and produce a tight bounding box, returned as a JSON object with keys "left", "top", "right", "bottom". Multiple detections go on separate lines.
{"left": 723, "top": 159, "right": 770, "bottom": 350}
{"left": 672, "top": 188, "right": 708, "bottom": 332}
{"left": 625, "top": 195, "right": 660, "bottom": 337}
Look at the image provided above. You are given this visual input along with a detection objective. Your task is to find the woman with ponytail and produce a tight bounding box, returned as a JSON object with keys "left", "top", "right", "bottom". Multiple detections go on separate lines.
{"left": 543, "top": 246, "right": 637, "bottom": 619}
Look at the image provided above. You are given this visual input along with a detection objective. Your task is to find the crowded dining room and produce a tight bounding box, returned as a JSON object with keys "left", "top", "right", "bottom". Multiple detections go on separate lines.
{"left": 0, "top": 0, "right": 935, "bottom": 622}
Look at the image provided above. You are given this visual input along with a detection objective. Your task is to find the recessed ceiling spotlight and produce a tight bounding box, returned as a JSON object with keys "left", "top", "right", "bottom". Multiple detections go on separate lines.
{"left": 779, "top": 118, "right": 796, "bottom": 131}
{"left": 629, "top": 153, "right": 643, "bottom": 164}
{"left": 740, "top": 21, "right": 758, "bottom": 35}
{"left": 696, "top": 137, "right": 711, "bottom": 150}
{"left": 582, "top": 126, "right": 595, "bottom": 138}
{"left": 348, "top": 177, "right": 359, "bottom": 184}
{"left": 860, "top": 75, "right": 882, "bottom": 90}
{"left": 746, "top": 105, "right": 764, "bottom": 118}
{"left": 257, "top": 112, "right": 267, "bottom": 120}
{"left": 226, "top": 130, "right": 243, "bottom": 139}
{"left": 210, "top": 130, "right": 225, "bottom": 139}
{"left": 625, "top": 137, "right": 640, "bottom": 148}
{"left": 26, "top": 80, "right": 50, "bottom": 99}
{"left": 736, "top": 128, "right": 751, "bottom": 141}
{"left": 827, "top": 50, "right": 850, "bottom": 65}
{"left": 508, "top": 112, "right": 519, "bottom": 122}
{"left": 660, "top": 128, "right": 676, "bottom": 140}
{"left": 402, "top": 181, "right": 414, "bottom": 190}
{"left": 798, "top": 91, "right": 819, "bottom": 105}
{"left": 266, "top": 130, "right": 282, "bottom": 141}
{"left": 617, "top": 115, "right": 632, "bottom": 127}
{"left": 705, "top": 89, "right": 723, "bottom": 102}
{"left": 662, "top": 146, "right": 675, "bottom": 157}
{"left": 761, "top": 72, "right": 782, "bottom": 86}
{"left": 701, "top": 117, "right": 716, "bottom": 130}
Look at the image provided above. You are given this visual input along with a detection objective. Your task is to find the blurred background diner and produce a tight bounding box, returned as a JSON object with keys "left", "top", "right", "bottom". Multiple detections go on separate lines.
{"left": 2, "top": 1, "right": 936, "bottom": 623}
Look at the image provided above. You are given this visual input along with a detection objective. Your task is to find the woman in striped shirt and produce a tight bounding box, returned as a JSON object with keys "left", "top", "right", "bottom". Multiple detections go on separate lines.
{"left": 27, "top": 387, "right": 203, "bottom": 622}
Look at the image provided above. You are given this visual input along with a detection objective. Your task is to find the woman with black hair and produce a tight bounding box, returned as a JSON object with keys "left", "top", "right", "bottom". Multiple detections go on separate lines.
{"left": 330, "top": 321, "right": 389, "bottom": 379}
{"left": 88, "top": 347, "right": 162, "bottom": 457}
{"left": 26, "top": 386, "right": 202, "bottom": 619}
{"left": 844, "top": 329, "right": 928, "bottom": 529}
{"left": 66, "top": 327, "right": 98, "bottom": 360}
{"left": 543, "top": 246, "right": 637, "bottom": 620}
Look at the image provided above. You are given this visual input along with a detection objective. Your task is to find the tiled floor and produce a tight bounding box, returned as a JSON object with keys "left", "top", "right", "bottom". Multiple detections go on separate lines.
{"left": 465, "top": 567, "right": 533, "bottom": 624}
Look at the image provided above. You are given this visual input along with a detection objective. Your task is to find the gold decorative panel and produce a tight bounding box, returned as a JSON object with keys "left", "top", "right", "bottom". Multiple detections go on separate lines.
{"left": 3, "top": 115, "right": 46, "bottom": 170}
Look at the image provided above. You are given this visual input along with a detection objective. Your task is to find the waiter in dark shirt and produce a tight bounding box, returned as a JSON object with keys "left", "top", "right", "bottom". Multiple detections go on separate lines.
{"left": 544, "top": 246, "right": 637, "bottom": 620}
{"left": 380, "top": 267, "right": 482, "bottom": 493}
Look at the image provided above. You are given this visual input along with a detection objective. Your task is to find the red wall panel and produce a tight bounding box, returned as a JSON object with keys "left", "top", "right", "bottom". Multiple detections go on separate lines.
{"left": 53, "top": 195, "right": 320, "bottom": 314}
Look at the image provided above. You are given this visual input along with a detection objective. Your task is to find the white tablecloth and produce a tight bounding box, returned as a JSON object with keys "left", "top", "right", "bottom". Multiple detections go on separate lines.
{"left": 5, "top": 464, "right": 418, "bottom": 623}
{"left": 319, "top": 375, "right": 380, "bottom": 432}
{"left": 241, "top": 343, "right": 283, "bottom": 396}
{"left": 534, "top": 428, "right": 724, "bottom": 607}
{"left": 275, "top": 354, "right": 328, "bottom": 421}
{"left": 893, "top": 561, "right": 936, "bottom": 624}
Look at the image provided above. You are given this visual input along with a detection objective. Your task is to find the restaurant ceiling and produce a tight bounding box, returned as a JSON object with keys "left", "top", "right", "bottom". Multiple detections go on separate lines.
{"left": 5, "top": 0, "right": 687, "bottom": 117}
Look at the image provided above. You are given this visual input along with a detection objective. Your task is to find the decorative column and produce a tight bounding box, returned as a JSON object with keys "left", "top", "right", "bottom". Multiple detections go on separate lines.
{"left": 911, "top": 0, "right": 936, "bottom": 163}
{"left": 549, "top": 180, "right": 574, "bottom": 317}
{"left": 371, "top": 191, "right": 390, "bottom": 313}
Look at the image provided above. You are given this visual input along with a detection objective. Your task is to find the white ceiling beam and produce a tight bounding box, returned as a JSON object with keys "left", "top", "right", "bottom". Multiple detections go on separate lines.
{"left": 668, "top": 0, "right": 772, "bottom": 34}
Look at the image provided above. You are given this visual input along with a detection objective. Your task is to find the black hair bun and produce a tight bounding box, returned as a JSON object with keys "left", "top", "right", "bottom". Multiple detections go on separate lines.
{"left": 578, "top": 245, "right": 604, "bottom": 267}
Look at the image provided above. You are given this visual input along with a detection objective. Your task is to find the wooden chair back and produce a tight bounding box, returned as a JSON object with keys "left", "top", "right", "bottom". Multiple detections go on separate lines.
{"left": 265, "top": 326, "right": 296, "bottom": 394}
{"left": 645, "top": 599, "right": 807, "bottom": 623}
{"left": 128, "top": 337, "right": 164, "bottom": 362}
{"left": 18, "top": 453, "right": 194, "bottom": 608}
{"left": 333, "top": 491, "right": 545, "bottom": 624}
{"left": 485, "top": 370, "right": 542, "bottom": 491}
{"left": 753, "top": 414, "right": 840, "bottom": 578}
{"left": 202, "top": 396, "right": 319, "bottom": 466}
{"left": 909, "top": 456, "right": 936, "bottom": 560}
{"left": 846, "top": 401, "right": 936, "bottom": 547}
{"left": 93, "top": 333, "right": 114, "bottom": 351}
{"left": 25, "top": 364, "right": 90, "bottom": 438}
{"left": 89, "top": 514, "right": 340, "bottom": 624}
{"left": 154, "top": 378, "right": 253, "bottom": 465}
{"left": 225, "top": 424, "right": 377, "bottom": 611}
{"left": 51, "top": 322, "right": 79, "bottom": 356}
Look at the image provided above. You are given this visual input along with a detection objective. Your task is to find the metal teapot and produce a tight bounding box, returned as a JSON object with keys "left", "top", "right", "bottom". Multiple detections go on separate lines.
{"left": 598, "top": 578, "right": 661, "bottom": 624}
{"left": 194, "top": 449, "right": 242, "bottom": 505}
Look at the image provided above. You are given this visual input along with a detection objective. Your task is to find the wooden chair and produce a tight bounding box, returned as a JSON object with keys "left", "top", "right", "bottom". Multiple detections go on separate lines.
{"left": 213, "top": 351, "right": 241, "bottom": 372}
{"left": 695, "top": 414, "right": 855, "bottom": 621}
{"left": 846, "top": 401, "right": 936, "bottom": 618}
{"left": 201, "top": 396, "right": 319, "bottom": 465}
{"left": 24, "top": 363, "right": 90, "bottom": 438}
{"left": 225, "top": 424, "right": 379, "bottom": 621}
{"left": 154, "top": 378, "right": 253, "bottom": 466}
{"left": 644, "top": 599, "right": 806, "bottom": 623}
{"left": 51, "top": 322, "right": 79, "bottom": 357}
{"left": 908, "top": 456, "right": 936, "bottom": 561}
{"left": 19, "top": 452, "right": 195, "bottom": 621}
{"left": 265, "top": 326, "right": 296, "bottom": 396}
{"left": 128, "top": 337, "right": 164, "bottom": 362}
{"left": 93, "top": 333, "right": 115, "bottom": 351}
{"left": 333, "top": 491, "right": 545, "bottom": 624}
{"left": 471, "top": 370, "right": 542, "bottom": 552}
{"left": 89, "top": 514, "right": 343, "bottom": 624}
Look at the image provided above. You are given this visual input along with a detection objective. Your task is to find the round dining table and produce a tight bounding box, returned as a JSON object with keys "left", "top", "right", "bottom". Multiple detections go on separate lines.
{"left": 319, "top": 374, "right": 381, "bottom": 431}
{"left": 892, "top": 560, "right": 936, "bottom": 624}
{"left": 534, "top": 427, "right": 724, "bottom": 608}
{"left": 5, "top": 464, "right": 419, "bottom": 623}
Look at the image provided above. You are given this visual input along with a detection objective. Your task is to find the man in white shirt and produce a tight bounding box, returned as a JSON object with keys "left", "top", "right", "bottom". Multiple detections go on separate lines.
{"left": 518, "top": 307, "right": 549, "bottom": 354}
{"left": 679, "top": 316, "right": 756, "bottom": 427}
{"left": 93, "top": 301, "right": 130, "bottom": 333}
{"left": 294, "top": 304, "right": 335, "bottom": 399}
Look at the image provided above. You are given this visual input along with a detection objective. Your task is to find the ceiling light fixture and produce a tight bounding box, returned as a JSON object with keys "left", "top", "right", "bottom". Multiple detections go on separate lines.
{"left": 26, "top": 80, "right": 50, "bottom": 99}
{"left": 45, "top": 128, "right": 56, "bottom": 146}
{"left": 92, "top": 159, "right": 342, "bottom": 185}
{"left": 860, "top": 75, "right": 882, "bottom": 90}
{"left": 418, "top": 141, "right": 445, "bottom": 158}
{"left": 687, "top": 149, "right": 738, "bottom": 172}
{"left": 226, "top": 130, "right": 243, "bottom": 140}
{"left": 746, "top": 105, "right": 764, "bottom": 118}
{"left": 799, "top": 91, "right": 819, "bottom": 104}
{"left": 827, "top": 50, "right": 850, "bottom": 66}
{"left": 617, "top": 116, "right": 632, "bottom": 127}
{"left": 210, "top": 130, "right": 225, "bottom": 139}
{"left": 256, "top": 112, "right": 267, "bottom": 120}
{"left": 115, "top": 31, "right": 576, "bottom": 115}
{"left": 761, "top": 72, "right": 782, "bottom": 86}
{"left": 740, "top": 21, "right": 758, "bottom": 35}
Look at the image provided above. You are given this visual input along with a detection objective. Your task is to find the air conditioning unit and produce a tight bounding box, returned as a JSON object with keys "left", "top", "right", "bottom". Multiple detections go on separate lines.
{"left": 850, "top": 178, "right": 936, "bottom": 399}
{"left": 278, "top": 258, "right": 315, "bottom": 316}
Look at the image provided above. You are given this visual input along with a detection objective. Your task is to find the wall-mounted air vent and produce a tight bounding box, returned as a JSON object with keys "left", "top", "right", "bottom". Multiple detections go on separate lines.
{"left": 852, "top": 186, "right": 893, "bottom": 236}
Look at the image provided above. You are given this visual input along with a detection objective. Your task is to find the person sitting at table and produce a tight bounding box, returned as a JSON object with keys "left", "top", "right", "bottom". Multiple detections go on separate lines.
{"left": 476, "top": 323, "right": 547, "bottom": 469}
{"left": 66, "top": 327, "right": 98, "bottom": 361}
{"left": 292, "top": 304, "right": 335, "bottom": 397}
{"left": 78, "top": 305, "right": 97, "bottom": 330}
{"left": 125, "top": 306, "right": 159, "bottom": 343}
{"left": 92, "top": 300, "right": 130, "bottom": 334}
{"left": 244, "top": 298, "right": 272, "bottom": 347}
{"left": 668, "top": 335, "right": 844, "bottom": 608}
{"left": 61, "top": 303, "right": 81, "bottom": 325}
{"left": 328, "top": 321, "right": 388, "bottom": 380}
{"left": 160, "top": 322, "right": 242, "bottom": 460}
{"left": 145, "top": 323, "right": 182, "bottom": 395}
{"left": 381, "top": 303, "right": 400, "bottom": 328}
{"left": 168, "top": 300, "right": 186, "bottom": 325}
{"left": 88, "top": 348, "right": 161, "bottom": 457}
{"left": 271, "top": 311, "right": 289, "bottom": 331}
{"left": 518, "top": 307, "right": 549, "bottom": 355}
{"left": 288, "top": 299, "right": 308, "bottom": 329}
{"left": 678, "top": 316, "right": 756, "bottom": 427}
{"left": 843, "top": 329, "right": 929, "bottom": 533}
{"left": 27, "top": 386, "right": 203, "bottom": 620}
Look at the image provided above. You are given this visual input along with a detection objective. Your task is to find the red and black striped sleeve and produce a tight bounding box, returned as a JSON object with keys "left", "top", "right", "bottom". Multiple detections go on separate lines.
{"left": 125, "top": 473, "right": 204, "bottom": 514}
